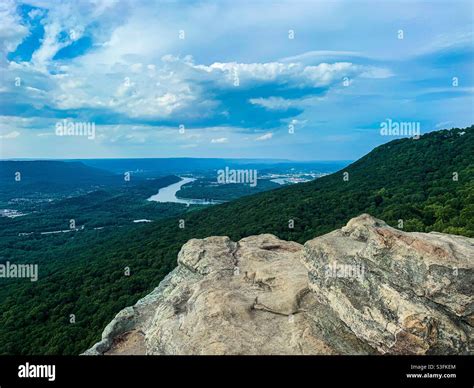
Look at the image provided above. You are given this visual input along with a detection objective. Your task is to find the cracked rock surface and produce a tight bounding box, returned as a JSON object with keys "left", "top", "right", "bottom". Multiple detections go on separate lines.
{"left": 84, "top": 214, "right": 473, "bottom": 355}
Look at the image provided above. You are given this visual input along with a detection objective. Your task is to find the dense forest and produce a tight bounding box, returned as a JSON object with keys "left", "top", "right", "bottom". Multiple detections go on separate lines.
{"left": 0, "top": 125, "right": 472, "bottom": 355}
{"left": 0, "top": 175, "right": 184, "bottom": 236}
{"left": 177, "top": 178, "right": 281, "bottom": 201}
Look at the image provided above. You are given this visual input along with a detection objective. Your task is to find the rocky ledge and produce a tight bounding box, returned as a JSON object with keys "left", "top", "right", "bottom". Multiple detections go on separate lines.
{"left": 83, "top": 214, "right": 473, "bottom": 355}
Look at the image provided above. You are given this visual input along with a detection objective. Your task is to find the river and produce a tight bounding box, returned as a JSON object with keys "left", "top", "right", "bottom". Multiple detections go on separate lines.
{"left": 147, "top": 177, "right": 224, "bottom": 205}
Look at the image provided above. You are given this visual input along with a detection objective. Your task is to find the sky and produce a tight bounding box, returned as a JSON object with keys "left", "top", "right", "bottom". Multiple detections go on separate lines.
{"left": 0, "top": 0, "right": 473, "bottom": 160}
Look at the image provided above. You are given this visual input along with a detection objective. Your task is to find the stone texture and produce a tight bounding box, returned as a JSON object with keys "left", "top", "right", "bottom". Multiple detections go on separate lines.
{"left": 302, "top": 214, "right": 473, "bottom": 355}
{"left": 83, "top": 214, "right": 473, "bottom": 355}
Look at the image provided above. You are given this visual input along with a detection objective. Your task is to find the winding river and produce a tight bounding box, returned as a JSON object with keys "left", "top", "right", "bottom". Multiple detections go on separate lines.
{"left": 147, "top": 177, "right": 224, "bottom": 206}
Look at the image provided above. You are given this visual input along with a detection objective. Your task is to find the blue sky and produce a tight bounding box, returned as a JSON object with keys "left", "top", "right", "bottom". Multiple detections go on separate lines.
{"left": 0, "top": 0, "right": 473, "bottom": 160}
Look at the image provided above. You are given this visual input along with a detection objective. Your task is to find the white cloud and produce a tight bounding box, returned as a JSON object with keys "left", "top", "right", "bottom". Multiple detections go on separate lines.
{"left": 0, "top": 0, "right": 29, "bottom": 63}
{"left": 10, "top": 58, "right": 208, "bottom": 120}
{"left": 193, "top": 60, "right": 372, "bottom": 88}
{"left": 255, "top": 133, "right": 273, "bottom": 141}
{"left": 6, "top": 52, "right": 380, "bottom": 121}
{"left": 290, "top": 119, "right": 308, "bottom": 126}
{"left": 280, "top": 50, "right": 367, "bottom": 63}
{"left": 249, "top": 97, "right": 294, "bottom": 111}
{"left": 25, "top": 0, "right": 120, "bottom": 70}
{"left": 417, "top": 30, "right": 474, "bottom": 57}
{"left": 0, "top": 115, "right": 36, "bottom": 129}
{"left": 2, "top": 0, "right": 471, "bottom": 160}
{"left": 0, "top": 130, "right": 20, "bottom": 139}
{"left": 360, "top": 66, "right": 393, "bottom": 79}
{"left": 0, "top": 1, "right": 391, "bottom": 124}
{"left": 211, "top": 137, "right": 228, "bottom": 143}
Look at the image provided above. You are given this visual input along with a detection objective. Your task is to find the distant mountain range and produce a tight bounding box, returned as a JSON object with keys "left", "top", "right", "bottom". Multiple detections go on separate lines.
{"left": 0, "top": 158, "right": 350, "bottom": 182}
{"left": 0, "top": 160, "right": 118, "bottom": 185}
{"left": 75, "top": 158, "right": 350, "bottom": 175}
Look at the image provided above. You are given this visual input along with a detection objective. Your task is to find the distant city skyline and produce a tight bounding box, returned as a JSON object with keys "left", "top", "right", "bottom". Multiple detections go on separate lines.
{"left": 0, "top": 0, "right": 473, "bottom": 160}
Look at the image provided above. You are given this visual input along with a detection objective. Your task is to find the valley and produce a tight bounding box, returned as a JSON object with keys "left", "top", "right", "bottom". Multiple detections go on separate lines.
{"left": 0, "top": 126, "right": 472, "bottom": 355}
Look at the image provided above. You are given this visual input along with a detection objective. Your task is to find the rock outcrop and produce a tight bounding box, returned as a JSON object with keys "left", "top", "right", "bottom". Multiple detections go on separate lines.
{"left": 84, "top": 215, "right": 473, "bottom": 355}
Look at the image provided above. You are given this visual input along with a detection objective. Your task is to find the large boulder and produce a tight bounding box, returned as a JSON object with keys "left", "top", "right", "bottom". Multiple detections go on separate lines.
{"left": 84, "top": 215, "right": 473, "bottom": 355}
{"left": 302, "top": 214, "right": 473, "bottom": 355}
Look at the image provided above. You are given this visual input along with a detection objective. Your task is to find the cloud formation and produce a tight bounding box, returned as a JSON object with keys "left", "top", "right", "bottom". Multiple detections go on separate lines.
{"left": 0, "top": 0, "right": 473, "bottom": 159}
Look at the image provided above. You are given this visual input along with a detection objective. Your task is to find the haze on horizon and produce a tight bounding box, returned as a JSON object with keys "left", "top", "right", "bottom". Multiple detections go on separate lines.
{"left": 0, "top": 0, "right": 473, "bottom": 160}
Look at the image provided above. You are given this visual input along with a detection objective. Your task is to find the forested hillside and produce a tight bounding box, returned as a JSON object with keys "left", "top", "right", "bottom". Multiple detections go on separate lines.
{"left": 0, "top": 126, "right": 472, "bottom": 355}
